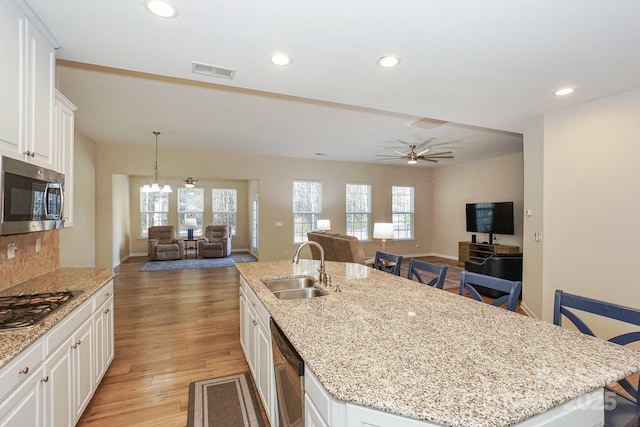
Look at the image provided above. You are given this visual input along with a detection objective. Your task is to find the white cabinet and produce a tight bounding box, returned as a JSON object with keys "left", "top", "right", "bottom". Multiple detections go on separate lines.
{"left": 305, "top": 394, "right": 329, "bottom": 427}
{"left": 0, "top": 340, "right": 44, "bottom": 427}
{"left": 0, "top": 0, "right": 23, "bottom": 156}
{"left": 239, "top": 276, "right": 276, "bottom": 426}
{"left": 0, "top": 279, "right": 115, "bottom": 427}
{"left": 93, "top": 282, "right": 114, "bottom": 383}
{"left": 55, "top": 90, "right": 77, "bottom": 227}
{"left": 0, "top": 365, "right": 45, "bottom": 427}
{"left": 0, "top": 0, "right": 58, "bottom": 169}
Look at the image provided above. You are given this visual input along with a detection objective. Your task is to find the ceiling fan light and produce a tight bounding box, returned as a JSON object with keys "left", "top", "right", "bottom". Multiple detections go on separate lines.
{"left": 407, "top": 159, "right": 418, "bottom": 165}
{"left": 184, "top": 177, "right": 198, "bottom": 188}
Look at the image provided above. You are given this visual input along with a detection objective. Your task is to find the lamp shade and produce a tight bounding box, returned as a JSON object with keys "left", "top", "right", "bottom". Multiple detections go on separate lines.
{"left": 185, "top": 218, "right": 197, "bottom": 227}
{"left": 317, "top": 219, "right": 331, "bottom": 231}
{"left": 373, "top": 223, "right": 394, "bottom": 239}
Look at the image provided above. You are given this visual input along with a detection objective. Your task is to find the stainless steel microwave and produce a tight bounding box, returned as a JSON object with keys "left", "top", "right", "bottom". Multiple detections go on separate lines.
{"left": 0, "top": 156, "right": 64, "bottom": 235}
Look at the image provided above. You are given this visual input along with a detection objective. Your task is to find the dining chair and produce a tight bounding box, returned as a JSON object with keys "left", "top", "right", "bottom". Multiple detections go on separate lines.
{"left": 373, "top": 251, "right": 403, "bottom": 276}
{"left": 407, "top": 259, "right": 448, "bottom": 289}
{"left": 459, "top": 271, "right": 521, "bottom": 311}
{"left": 553, "top": 290, "right": 640, "bottom": 427}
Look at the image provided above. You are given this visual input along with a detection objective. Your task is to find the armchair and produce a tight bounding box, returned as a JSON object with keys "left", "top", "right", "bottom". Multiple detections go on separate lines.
{"left": 148, "top": 226, "right": 185, "bottom": 260}
{"left": 198, "top": 225, "right": 232, "bottom": 258}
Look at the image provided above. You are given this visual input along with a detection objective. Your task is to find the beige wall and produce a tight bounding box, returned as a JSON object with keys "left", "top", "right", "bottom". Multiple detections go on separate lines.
{"left": 430, "top": 153, "right": 524, "bottom": 259}
{"left": 112, "top": 174, "right": 130, "bottom": 266}
{"left": 541, "top": 87, "right": 640, "bottom": 327}
{"left": 522, "top": 119, "right": 544, "bottom": 318}
{"left": 60, "top": 130, "right": 96, "bottom": 267}
{"left": 93, "top": 143, "right": 437, "bottom": 268}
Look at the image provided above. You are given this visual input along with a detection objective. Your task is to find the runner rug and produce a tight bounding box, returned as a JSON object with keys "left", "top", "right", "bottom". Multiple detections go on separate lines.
{"left": 187, "top": 373, "right": 265, "bottom": 427}
{"left": 139, "top": 258, "right": 236, "bottom": 272}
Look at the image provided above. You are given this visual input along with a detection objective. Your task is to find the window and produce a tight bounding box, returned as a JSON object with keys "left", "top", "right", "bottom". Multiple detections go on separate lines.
{"left": 140, "top": 188, "right": 169, "bottom": 238}
{"left": 392, "top": 186, "right": 414, "bottom": 239}
{"left": 178, "top": 187, "right": 204, "bottom": 237}
{"left": 212, "top": 188, "right": 237, "bottom": 235}
{"left": 346, "top": 183, "right": 371, "bottom": 240}
{"left": 293, "top": 180, "right": 322, "bottom": 243}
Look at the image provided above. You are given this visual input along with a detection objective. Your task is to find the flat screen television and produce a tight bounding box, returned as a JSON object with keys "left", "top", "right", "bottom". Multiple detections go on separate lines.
{"left": 466, "top": 202, "right": 514, "bottom": 242}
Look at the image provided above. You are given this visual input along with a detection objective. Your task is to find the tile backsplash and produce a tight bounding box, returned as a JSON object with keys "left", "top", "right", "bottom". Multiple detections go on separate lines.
{"left": 0, "top": 230, "right": 58, "bottom": 291}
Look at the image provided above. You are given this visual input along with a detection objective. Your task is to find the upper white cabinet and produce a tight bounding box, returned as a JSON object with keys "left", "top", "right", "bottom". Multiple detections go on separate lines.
{"left": 0, "top": 0, "right": 58, "bottom": 169}
{"left": 55, "top": 90, "right": 77, "bottom": 227}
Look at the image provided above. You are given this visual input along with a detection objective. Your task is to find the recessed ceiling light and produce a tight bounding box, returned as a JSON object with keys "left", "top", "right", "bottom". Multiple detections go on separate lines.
{"left": 270, "top": 54, "right": 291, "bottom": 66}
{"left": 144, "top": 0, "right": 178, "bottom": 18}
{"left": 377, "top": 56, "right": 400, "bottom": 68}
{"left": 555, "top": 87, "right": 575, "bottom": 96}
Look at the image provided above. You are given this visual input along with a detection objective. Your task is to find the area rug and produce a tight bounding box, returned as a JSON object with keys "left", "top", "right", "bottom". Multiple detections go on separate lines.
{"left": 187, "top": 373, "right": 265, "bottom": 427}
{"left": 140, "top": 258, "right": 235, "bottom": 272}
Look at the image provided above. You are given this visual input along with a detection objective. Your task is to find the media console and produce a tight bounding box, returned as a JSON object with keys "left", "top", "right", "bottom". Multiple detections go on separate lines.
{"left": 458, "top": 241, "right": 520, "bottom": 267}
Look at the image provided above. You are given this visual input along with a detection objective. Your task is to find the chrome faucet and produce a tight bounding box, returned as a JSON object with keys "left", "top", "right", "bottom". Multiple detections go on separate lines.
{"left": 292, "top": 241, "right": 329, "bottom": 286}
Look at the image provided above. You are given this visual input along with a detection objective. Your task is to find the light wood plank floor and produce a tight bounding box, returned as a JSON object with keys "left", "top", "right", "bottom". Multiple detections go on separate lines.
{"left": 77, "top": 255, "right": 519, "bottom": 426}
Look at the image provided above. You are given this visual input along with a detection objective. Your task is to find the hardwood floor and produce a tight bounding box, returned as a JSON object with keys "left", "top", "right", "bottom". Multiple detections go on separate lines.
{"left": 76, "top": 256, "right": 263, "bottom": 426}
{"left": 77, "top": 255, "right": 518, "bottom": 426}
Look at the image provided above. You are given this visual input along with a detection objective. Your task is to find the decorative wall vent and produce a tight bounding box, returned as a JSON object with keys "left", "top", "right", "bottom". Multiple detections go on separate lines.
{"left": 191, "top": 62, "right": 236, "bottom": 79}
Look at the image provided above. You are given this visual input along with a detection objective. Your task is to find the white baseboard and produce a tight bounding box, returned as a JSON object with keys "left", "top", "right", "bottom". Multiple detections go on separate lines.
{"left": 519, "top": 301, "right": 538, "bottom": 319}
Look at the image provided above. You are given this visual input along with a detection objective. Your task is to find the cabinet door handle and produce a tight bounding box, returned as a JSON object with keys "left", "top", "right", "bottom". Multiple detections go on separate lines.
{"left": 71, "top": 343, "right": 78, "bottom": 349}
{"left": 251, "top": 302, "right": 256, "bottom": 307}
{"left": 76, "top": 340, "right": 82, "bottom": 346}
{"left": 105, "top": 292, "right": 111, "bottom": 297}
{"left": 19, "top": 367, "right": 29, "bottom": 374}
{"left": 252, "top": 319, "right": 257, "bottom": 326}
{"left": 23, "top": 150, "right": 35, "bottom": 157}
{"left": 41, "top": 376, "right": 49, "bottom": 383}
{"left": 104, "top": 308, "right": 110, "bottom": 314}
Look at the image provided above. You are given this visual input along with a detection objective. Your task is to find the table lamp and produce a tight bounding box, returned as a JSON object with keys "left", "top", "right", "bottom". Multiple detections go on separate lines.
{"left": 185, "top": 218, "right": 197, "bottom": 240}
{"left": 373, "top": 222, "right": 394, "bottom": 252}
{"left": 317, "top": 219, "right": 331, "bottom": 232}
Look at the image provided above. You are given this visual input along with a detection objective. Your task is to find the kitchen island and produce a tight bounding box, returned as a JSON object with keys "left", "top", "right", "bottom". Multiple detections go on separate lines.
{"left": 236, "top": 260, "right": 640, "bottom": 427}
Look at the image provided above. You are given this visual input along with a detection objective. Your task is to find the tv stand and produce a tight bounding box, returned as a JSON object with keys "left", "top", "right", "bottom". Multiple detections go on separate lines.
{"left": 458, "top": 241, "right": 519, "bottom": 267}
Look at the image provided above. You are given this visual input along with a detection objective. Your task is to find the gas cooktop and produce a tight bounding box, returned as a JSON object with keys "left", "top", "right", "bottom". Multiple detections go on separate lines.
{"left": 0, "top": 290, "right": 80, "bottom": 331}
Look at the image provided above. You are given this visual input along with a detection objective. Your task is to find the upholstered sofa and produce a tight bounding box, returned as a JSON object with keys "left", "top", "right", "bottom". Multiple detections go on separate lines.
{"left": 148, "top": 226, "right": 185, "bottom": 260}
{"left": 198, "top": 225, "right": 232, "bottom": 258}
{"left": 307, "top": 231, "right": 372, "bottom": 265}
{"left": 464, "top": 253, "right": 523, "bottom": 298}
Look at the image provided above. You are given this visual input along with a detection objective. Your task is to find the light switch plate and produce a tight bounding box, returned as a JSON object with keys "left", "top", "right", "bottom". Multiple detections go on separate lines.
{"left": 36, "top": 238, "right": 42, "bottom": 253}
{"left": 7, "top": 243, "right": 16, "bottom": 259}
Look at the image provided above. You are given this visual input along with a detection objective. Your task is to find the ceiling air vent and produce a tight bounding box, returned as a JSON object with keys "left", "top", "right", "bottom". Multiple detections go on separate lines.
{"left": 407, "top": 117, "right": 448, "bottom": 129}
{"left": 191, "top": 62, "right": 236, "bottom": 79}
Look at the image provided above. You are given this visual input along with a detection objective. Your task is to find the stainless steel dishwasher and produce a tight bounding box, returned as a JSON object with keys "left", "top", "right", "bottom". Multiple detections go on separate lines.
{"left": 271, "top": 318, "right": 305, "bottom": 427}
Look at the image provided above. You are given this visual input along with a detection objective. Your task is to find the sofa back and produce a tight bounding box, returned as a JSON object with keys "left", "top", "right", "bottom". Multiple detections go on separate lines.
{"left": 307, "top": 231, "right": 366, "bottom": 264}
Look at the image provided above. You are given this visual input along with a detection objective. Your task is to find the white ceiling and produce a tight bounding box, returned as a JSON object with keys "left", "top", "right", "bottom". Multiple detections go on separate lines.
{"left": 26, "top": 0, "right": 640, "bottom": 166}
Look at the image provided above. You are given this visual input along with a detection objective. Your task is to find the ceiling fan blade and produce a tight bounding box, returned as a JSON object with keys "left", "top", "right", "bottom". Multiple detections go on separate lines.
{"left": 416, "top": 148, "right": 430, "bottom": 156}
{"left": 414, "top": 137, "right": 437, "bottom": 150}
{"left": 425, "top": 140, "right": 461, "bottom": 148}
{"left": 394, "top": 150, "right": 409, "bottom": 156}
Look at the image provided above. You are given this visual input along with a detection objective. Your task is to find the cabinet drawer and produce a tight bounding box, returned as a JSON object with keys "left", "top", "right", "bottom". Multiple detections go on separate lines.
{"left": 92, "top": 280, "right": 114, "bottom": 311}
{"left": 45, "top": 298, "right": 93, "bottom": 355}
{"left": 0, "top": 339, "right": 43, "bottom": 400}
{"left": 246, "top": 286, "right": 270, "bottom": 327}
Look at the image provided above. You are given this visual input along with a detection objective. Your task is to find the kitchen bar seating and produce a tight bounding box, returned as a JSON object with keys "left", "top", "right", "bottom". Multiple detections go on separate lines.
{"left": 553, "top": 290, "right": 640, "bottom": 426}
{"left": 459, "top": 271, "right": 521, "bottom": 311}
{"left": 407, "top": 259, "right": 448, "bottom": 289}
{"left": 373, "top": 251, "right": 403, "bottom": 276}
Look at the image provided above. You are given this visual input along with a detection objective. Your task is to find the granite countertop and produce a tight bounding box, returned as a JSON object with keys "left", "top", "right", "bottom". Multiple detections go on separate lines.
{"left": 236, "top": 260, "right": 640, "bottom": 427}
{"left": 0, "top": 268, "right": 114, "bottom": 369}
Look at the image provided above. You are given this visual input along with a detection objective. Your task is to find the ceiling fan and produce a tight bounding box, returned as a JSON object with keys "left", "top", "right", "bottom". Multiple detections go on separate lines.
{"left": 375, "top": 142, "right": 454, "bottom": 164}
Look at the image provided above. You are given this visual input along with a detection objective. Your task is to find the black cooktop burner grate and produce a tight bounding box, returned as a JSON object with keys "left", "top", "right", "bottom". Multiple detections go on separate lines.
{"left": 0, "top": 291, "right": 77, "bottom": 331}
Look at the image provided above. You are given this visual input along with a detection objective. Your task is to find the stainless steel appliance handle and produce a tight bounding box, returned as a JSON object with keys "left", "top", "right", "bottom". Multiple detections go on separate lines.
{"left": 43, "top": 182, "right": 63, "bottom": 219}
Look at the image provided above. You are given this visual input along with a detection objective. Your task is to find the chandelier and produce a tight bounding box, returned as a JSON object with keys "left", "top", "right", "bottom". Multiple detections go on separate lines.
{"left": 142, "top": 131, "right": 172, "bottom": 193}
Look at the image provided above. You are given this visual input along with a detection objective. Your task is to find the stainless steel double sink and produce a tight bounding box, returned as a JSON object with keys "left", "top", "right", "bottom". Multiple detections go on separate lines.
{"left": 262, "top": 277, "right": 326, "bottom": 300}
